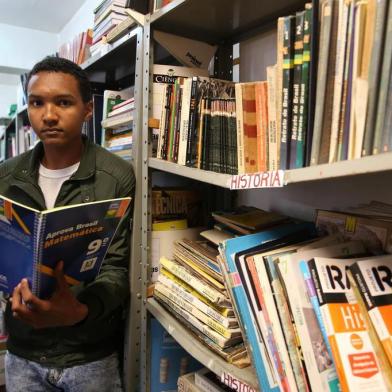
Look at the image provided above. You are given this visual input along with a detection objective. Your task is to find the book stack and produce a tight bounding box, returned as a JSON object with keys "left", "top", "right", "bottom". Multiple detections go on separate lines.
{"left": 214, "top": 202, "right": 392, "bottom": 392}
{"left": 91, "top": 0, "right": 129, "bottom": 50}
{"left": 154, "top": 251, "right": 249, "bottom": 365}
{"left": 101, "top": 88, "right": 134, "bottom": 159}
{"left": 58, "top": 29, "right": 93, "bottom": 65}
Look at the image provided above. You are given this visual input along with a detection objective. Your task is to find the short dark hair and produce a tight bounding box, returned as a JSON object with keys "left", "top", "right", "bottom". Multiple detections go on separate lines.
{"left": 26, "top": 56, "right": 92, "bottom": 103}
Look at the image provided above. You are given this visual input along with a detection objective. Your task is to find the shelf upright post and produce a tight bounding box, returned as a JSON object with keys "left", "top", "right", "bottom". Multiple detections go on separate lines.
{"left": 123, "top": 25, "right": 145, "bottom": 392}
{"left": 139, "top": 13, "right": 152, "bottom": 392}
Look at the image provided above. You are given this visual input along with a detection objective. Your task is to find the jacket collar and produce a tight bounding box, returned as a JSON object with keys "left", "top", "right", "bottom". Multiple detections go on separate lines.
{"left": 13, "top": 135, "right": 96, "bottom": 183}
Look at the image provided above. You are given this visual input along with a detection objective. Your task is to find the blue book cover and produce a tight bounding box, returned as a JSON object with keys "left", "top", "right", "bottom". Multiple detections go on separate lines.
{"left": 150, "top": 318, "right": 202, "bottom": 392}
{"left": 0, "top": 194, "right": 131, "bottom": 298}
{"left": 300, "top": 261, "right": 334, "bottom": 361}
{"left": 219, "top": 222, "right": 315, "bottom": 392}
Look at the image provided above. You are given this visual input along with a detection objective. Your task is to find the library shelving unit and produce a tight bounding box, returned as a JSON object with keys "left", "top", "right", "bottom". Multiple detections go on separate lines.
{"left": 139, "top": 0, "right": 392, "bottom": 391}
{"left": 79, "top": 22, "right": 145, "bottom": 392}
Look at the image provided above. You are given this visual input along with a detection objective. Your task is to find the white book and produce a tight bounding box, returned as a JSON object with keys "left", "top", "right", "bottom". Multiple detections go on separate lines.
{"left": 329, "top": 0, "right": 349, "bottom": 163}
{"left": 277, "top": 240, "right": 366, "bottom": 392}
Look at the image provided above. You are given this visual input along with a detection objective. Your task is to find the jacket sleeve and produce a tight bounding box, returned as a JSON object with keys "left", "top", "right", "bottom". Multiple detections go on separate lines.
{"left": 74, "top": 168, "right": 136, "bottom": 324}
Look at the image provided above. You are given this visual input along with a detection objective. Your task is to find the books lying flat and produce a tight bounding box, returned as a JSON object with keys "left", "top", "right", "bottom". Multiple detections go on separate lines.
{"left": 212, "top": 206, "right": 287, "bottom": 233}
{"left": 0, "top": 194, "right": 131, "bottom": 298}
{"left": 160, "top": 257, "right": 231, "bottom": 307}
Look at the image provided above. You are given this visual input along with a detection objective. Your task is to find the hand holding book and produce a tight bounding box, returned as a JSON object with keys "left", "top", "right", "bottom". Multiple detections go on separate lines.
{"left": 11, "top": 261, "right": 89, "bottom": 329}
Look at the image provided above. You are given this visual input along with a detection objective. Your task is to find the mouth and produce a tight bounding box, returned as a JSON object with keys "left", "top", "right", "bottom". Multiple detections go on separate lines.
{"left": 41, "top": 128, "right": 63, "bottom": 135}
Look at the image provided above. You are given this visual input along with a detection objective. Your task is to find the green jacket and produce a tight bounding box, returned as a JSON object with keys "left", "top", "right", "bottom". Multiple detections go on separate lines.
{"left": 0, "top": 137, "right": 135, "bottom": 367}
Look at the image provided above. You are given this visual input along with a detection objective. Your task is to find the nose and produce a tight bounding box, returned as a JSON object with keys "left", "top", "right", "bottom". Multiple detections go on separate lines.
{"left": 43, "top": 104, "right": 58, "bottom": 125}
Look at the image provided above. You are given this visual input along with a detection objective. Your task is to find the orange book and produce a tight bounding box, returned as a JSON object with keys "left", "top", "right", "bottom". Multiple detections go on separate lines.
{"left": 309, "top": 257, "right": 391, "bottom": 392}
{"left": 350, "top": 256, "right": 392, "bottom": 367}
{"left": 255, "top": 82, "right": 269, "bottom": 172}
{"left": 239, "top": 83, "right": 258, "bottom": 173}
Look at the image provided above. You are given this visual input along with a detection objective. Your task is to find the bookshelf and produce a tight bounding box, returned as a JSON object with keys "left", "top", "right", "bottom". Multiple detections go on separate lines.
{"left": 81, "top": 24, "right": 145, "bottom": 392}
{"left": 140, "top": 0, "right": 392, "bottom": 391}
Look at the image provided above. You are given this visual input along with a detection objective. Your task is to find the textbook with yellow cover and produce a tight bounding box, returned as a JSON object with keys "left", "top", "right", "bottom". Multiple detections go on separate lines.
{"left": 0, "top": 194, "right": 131, "bottom": 298}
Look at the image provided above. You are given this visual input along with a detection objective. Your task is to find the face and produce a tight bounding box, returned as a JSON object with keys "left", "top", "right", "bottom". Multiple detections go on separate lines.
{"left": 27, "top": 71, "right": 92, "bottom": 148}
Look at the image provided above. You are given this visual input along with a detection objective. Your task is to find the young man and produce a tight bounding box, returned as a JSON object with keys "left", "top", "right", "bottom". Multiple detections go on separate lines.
{"left": 0, "top": 57, "right": 135, "bottom": 391}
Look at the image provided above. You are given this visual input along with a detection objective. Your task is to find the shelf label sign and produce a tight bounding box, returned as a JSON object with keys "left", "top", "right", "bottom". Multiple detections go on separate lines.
{"left": 221, "top": 372, "right": 257, "bottom": 391}
{"left": 228, "top": 170, "right": 284, "bottom": 190}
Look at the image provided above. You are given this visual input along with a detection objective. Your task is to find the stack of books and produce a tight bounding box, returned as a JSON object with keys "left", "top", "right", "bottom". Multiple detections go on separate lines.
{"left": 154, "top": 250, "right": 248, "bottom": 365}
{"left": 216, "top": 202, "right": 392, "bottom": 392}
{"left": 91, "top": 0, "right": 129, "bottom": 52}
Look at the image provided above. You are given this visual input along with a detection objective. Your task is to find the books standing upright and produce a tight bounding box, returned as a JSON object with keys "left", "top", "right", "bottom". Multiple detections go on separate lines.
{"left": 0, "top": 194, "right": 131, "bottom": 298}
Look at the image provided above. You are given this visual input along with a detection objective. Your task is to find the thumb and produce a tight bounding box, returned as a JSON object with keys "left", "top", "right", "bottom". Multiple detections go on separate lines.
{"left": 54, "top": 261, "right": 68, "bottom": 291}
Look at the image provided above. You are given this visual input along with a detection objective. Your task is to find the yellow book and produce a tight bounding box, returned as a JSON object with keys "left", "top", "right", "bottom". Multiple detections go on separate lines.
{"left": 152, "top": 219, "right": 188, "bottom": 231}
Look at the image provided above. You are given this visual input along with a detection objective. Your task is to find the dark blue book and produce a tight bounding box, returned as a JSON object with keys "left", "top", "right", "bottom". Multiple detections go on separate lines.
{"left": 0, "top": 195, "right": 131, "bottom": 298}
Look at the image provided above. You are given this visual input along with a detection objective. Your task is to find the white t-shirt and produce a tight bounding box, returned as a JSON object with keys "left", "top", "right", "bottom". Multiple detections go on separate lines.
{"left": 38, "top": 162, "right": 80, "bottom": 209}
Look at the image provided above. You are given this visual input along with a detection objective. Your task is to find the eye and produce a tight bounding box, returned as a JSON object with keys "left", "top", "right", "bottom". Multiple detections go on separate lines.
{"left": 29, "top": 99, "right": 43, "bottom": 107}
{"left": 58, "top": 99, "right": 72, "bottom": 107}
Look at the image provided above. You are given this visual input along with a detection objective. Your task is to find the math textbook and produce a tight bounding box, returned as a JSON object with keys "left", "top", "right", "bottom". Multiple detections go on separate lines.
{"left": 0, "top": 194, "right": 131, "bottom": 298}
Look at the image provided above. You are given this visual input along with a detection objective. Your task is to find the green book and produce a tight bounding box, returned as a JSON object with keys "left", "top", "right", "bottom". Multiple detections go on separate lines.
{"left": 296, "top": 4, "right": 312, "bottom": 169}
{"left": 290, "top": 10, "right": 305, "bottom": 169}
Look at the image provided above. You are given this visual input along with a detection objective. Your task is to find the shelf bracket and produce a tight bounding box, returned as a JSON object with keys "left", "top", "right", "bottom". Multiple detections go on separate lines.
{"left": 125, "top": 8, "right": 146, "bottom": 27}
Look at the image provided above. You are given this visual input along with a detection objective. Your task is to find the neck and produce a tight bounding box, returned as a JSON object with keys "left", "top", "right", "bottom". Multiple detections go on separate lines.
{"left": 41, "top": 139, "right": 84, "bottom": 169}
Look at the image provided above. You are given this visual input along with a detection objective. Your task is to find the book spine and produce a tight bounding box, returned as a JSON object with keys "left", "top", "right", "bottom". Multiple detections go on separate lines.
{"left": 296, "top": 4, "right": 312, "bottom": 169}
{"left": 154, "top": 290, "right": 237, "bottom": 349}
{"left": 271, "top": 258, "right": 310, "bottom": 392}
{"left": 32, "top": 215, "right": 46, "bottom": 296}
{"left": 158, "top": 271, "right": 237, "bottom": 327}
{"left": 280, "top": 16, "right": 295, "bottom": 170}
{"left": 381, "top": 72, "right": 392, "bottom": 152}
{"left": 178, "top": 78, "right": 192, "bottom": 165}
{"left": 186, "top": 77, "right": 200, "bottom": 167}
{"left": 336, "top": 2, "right": 354, "bottom": 161}
{"left": 155, "top": 282, "right": 240, "bottom": 339}
{"left": 372, "top": 3, "right": 392, "bottom": 155}
{"left": 310, "top": 0, "right": 333, "bottom": 166}
{"left": 159, "top": 257, "right": 229, "bottom": 306}
{"left": 289, "top": 11, "right": 305, "bottom": 169}
{"left": 173, "top": 83, "right": 183, "bottom": 163}
{"left": 301, "top": 261, "right": 335, "bottom": 363}
{"left": 255, "top": 82, "right": 268, "bottom": 172}
{"left": 235, "top": 83, "right": 245, "bottom": 174}
{"left": 276, "top": 17, "right": 285, "bottom": 169}
{"left": 266, "top": 67, "right": 278, "bottom": 171}
{"left": 329, "top": 0, "right": 349, "bottom": 163}
{"left": 305, "top": 0, "right": 319, "bottom": 166}
{"left": 362, "top": 0, "right": 388, "bottom": 156}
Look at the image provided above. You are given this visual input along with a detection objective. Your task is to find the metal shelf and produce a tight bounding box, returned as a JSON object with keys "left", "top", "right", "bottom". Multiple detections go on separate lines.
{"left": 284, "top": 152, "right": 392, "bottom": 184}
{"left": 150, "top": 0, "right": 307, "bottom": 43}
{"left": 149, "top": 157, "right": 231, "bottom": 187}
{"left": 149, "top": 153, "right": 392, "bottom": 188}
{"left": 81, "top": 27, "right": 140, "bottom": 72}
{"left": 147, "top": 298, "right": 258, "bottom": 390}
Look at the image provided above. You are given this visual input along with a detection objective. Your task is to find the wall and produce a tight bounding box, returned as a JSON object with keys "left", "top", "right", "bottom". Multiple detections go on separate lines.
{"left": 0, "top": 23, "right": 57, "bottom": 73}
{"left": 58, "top": 0, "right": 100, "bottom": 47}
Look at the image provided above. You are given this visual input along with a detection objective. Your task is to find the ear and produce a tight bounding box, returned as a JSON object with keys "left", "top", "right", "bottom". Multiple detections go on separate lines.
{"left": 84, "top": 100, "right": 93, "bottom": 121}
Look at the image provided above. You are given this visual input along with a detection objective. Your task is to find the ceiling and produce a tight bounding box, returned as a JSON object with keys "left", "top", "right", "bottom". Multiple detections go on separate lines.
{"left": 0, "top": 0, "right": 88, "bottom": 33}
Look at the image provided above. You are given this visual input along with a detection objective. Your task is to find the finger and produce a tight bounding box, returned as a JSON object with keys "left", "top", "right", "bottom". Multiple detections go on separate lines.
{"left": 54, "top": 261, "right": 68, "bottom": 291}
{"left": 19, "top": 279, "right": 46, "bottom": 310}
{"left": 11, "top": 283, "right": 23, "bottom": 313}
